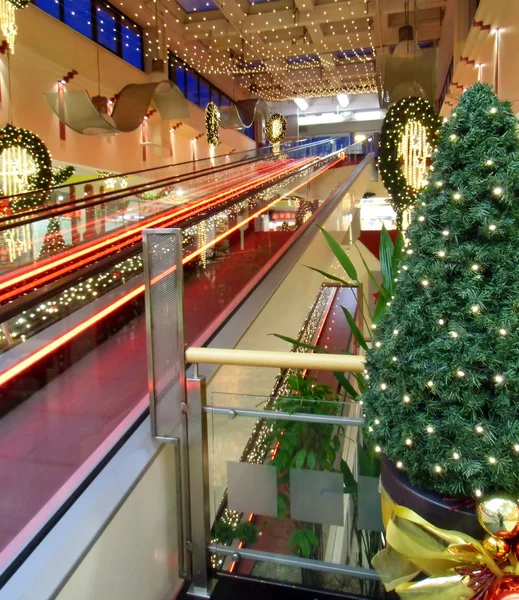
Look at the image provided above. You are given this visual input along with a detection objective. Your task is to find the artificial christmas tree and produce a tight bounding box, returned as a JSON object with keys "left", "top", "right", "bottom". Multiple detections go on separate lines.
{"left": 363, "top": 82, "right": 519, "bottom": 502}
{"left": 39, "top": 217, "right": 67, "bottom": 260}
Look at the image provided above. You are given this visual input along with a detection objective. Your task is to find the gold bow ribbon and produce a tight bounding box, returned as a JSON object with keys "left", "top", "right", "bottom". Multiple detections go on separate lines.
{"left": 373, "top": 487, "right": 519, "bottom": 599}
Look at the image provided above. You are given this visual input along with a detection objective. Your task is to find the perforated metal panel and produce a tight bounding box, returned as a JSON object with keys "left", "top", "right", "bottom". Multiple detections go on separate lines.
{"left": 143, "top": 228, "right": 185, "bottom": 439}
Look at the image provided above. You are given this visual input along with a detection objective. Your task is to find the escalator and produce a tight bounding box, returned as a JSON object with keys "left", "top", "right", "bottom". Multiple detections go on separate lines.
{"left": 0, "top": 137, "right": 367, "bottom": 583}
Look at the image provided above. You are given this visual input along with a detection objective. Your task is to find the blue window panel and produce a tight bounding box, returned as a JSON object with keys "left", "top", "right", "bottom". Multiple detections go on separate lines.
{"left": 186, "top": 71, "right": 199, "bottom": 105}
{"left": 210, "top": 88, "right": 220, "bottom": 106}
{"left": 175, "top": 66, "right": 186, "bottom": 94}
{"left": 63, "top": 0, "right": 92, "bottom": 38}
{"left": 221, "top": 95, "right": 231, "bottom": 107}
{"left": 35, "top": 0, "right": 60, "bottom": 20}
{"left": 122, "top": 24, "right": 142, "bottom": 69}
{"left": 97, "top": 6, "right": 118, "bottom": 52}
{"left": 245, "top": 125, "right": 254, "bottom": 140}
{"left": 199, "top": 80, "right": 210, "bottom": 108}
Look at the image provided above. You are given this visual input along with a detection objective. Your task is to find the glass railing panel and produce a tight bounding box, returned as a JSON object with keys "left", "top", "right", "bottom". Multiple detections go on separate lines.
{"left": 207, "top": 392, "right": 383, "bottom": 597}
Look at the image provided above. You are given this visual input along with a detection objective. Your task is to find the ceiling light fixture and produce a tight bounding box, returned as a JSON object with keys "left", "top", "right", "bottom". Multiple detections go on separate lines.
{"left": 294, "top": 98, "right": 309, "bottom": 112}
{"left": 337, "top": 93, "right": 350, "bottom": 108}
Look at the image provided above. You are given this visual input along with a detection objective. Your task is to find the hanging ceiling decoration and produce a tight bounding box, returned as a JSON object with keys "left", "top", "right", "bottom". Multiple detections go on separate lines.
{"left": 205, "top": 101, "right": 220, "bottom": 147}
{"left": 266, "top": 114, "right": 287, "bottom": 144}
{"left": 379, "top": 97, "right": 440, "bottom": 226}
{"left": 0, "top": 123, "right": 53, "bottom": 211}
{"left": 0, "top": 0, "right": 29, "bottom": 52}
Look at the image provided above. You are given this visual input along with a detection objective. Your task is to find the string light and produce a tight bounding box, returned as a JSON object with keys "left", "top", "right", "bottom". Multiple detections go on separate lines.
{"left": 494, "top": 374, "right": 504, "bottom": 384}
{"left": 493, "top": 187, "right": 503, "bottom": 196}
{"left": 403, "top": 395, "right": 411, "bottom": 403}
{"left": 453, "top": 452, "right": 460, "bottom": 460}
{"left": 471, "top": 305, "right": 480, "bottom": 313}
{"left": 489, "top": 224, "right": 497, "bottom": 231}
{"left": 442, "top": 230, "right": 450, "bottom": 236}
{"left": 426, "top": 426, "right": 435, "bottom": 434}
{"left": 499, "top": 328, "right": 507, "bottom": 336}
{"left": 475, "top": 425, "right": 484, "bottom": 434}
{"left": 486, "top": 159, "right": 494, "bottom": 166}
{"left": 405, "top": 438, "right": 412, "bottom": 446}
{"left": 434, "top": 465, "right": 442, "bottom": 473}
{"left": 488, "top": 456, "right": 497, "bottom": 464}
{"left": 438, "top": 318, "right": 445, "bottom": 325}
{"left": 437, "top": 250, "right": 446, "bottom": 258}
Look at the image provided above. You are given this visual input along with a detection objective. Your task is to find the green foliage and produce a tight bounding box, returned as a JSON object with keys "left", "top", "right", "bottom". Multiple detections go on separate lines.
{"left": 213, "top": 520, "right": 259, "bottom": 545}
{"left": 52, "top": 166, "right": 75, "bottom": 186}
{"left": 363, "top": 83, "right": 519, "bottom": 498}
{"left": 289, "top": 528, "right": 319, "bottom": 558}
{"left": 379, "top": 97, "right": 440, "bottom": 226}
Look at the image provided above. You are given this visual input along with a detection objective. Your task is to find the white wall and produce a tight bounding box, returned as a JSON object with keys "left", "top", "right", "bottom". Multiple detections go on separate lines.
{"left": 56, "top": 444, "right": 182, "bottom": 600}
{"left": 4, "top": 6, "right": 255, "bottom": 175}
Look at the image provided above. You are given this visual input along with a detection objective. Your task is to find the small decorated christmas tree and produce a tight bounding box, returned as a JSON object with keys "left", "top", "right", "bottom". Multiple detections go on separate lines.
{"left": 363, "top": 83, "right": 519, "bottom": 499}
{"left": 39, "top": 217, "right": 67, "bottom": 260}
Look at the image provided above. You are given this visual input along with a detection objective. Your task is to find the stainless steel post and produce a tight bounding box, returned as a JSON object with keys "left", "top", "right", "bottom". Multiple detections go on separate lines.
{"left": 186, "top": 376, "right": 214, "bottom": 598}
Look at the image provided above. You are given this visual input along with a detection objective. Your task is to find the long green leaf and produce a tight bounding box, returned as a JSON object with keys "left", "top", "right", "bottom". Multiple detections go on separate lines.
{"left": 298, "top": 534, "right": 311, "bottom": 558}
{"left": 341, "top": 459, "right": 358, "bottom": 494}
{"left": 392, "top": 231, "right": 406, "bottom": 276}
{"left": 317, "top": 225, "right": 358, "bottom": 281}
{"left": 332, "top": 371, "right": 358, "bottom": 399}
{"left": 306, "top": 449, "right": 316, "bottom": 469}
{"left": 304, "top": 265, "right": 350, "bottom": 286}
{"left": 372, "top": 292, "right": 389, "bottom": 325}
{"left": 353, "top": 244, "right": 390, "bottom": 302}
{"left": 379, "top": 225, "right": 395, "bottom": 294}
{"left": 358, "top": 443, "right": 381, "bottom": 477}
{"left": 304, "top": 529, "right": 320, "bottom": 546}
{"left": 270, "top": 333, "right": 325, "bottom": 353}
{"left": 341, "top": 305, "right": 368, "bottom": 351}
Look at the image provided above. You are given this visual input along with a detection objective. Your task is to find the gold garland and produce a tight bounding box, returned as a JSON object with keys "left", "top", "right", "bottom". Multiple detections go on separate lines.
{"left": 266, "top": 113, "right": 287, "bottom": 144}
{"left": 205, "top": 102, "right": 220, "bottom": 147}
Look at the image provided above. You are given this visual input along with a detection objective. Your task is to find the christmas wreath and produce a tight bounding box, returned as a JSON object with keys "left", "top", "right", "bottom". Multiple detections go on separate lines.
{"left": 379, "top": 97, "right": 439, "bottom": 227}
{"left": 0, "top": 123, "right": 53, "bottom": 211}
{"left": 266, "top": 113, "right": 287, "bottom": 144}
{"left": 205, "top": 102, "right": 220, "bottom": 147}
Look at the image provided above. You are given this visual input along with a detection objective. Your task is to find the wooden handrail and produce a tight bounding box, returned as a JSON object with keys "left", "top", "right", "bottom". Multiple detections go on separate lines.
{"left": 186, "top": 347, "right": 365, "bottom": 372}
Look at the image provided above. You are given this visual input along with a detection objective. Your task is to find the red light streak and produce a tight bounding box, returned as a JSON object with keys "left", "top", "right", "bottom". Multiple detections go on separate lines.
{"left": 0, "top": 158, "right": 339, "bottom": 388}
{"left": 0, "top": 159, "right": 311, "bottom": 302}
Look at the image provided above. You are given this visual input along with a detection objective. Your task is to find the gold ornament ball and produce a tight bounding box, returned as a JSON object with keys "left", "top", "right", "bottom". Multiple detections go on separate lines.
{"left": 477, "top": 492, "right": 519, "bottom": 540}
{"left": 483, "top": 534, "right": 511, "bottom": 559}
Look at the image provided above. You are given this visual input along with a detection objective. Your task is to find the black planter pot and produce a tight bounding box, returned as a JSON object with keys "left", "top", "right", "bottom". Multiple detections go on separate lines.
{"left": 380, "top": 457, "right": 485, "bottom": 539}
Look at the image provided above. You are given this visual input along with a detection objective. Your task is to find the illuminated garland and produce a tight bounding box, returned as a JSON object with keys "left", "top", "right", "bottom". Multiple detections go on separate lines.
{"left": 0, "top": 0, "right": 30, "bottom": 52}
{"left": 205, "top": 102, "right": 220, "bottom": 147}
{"left": 379, "top": 97, "right": 440, "bottom": 227}
{"left": 52, "top": 166, "right": 75, "bottom": 186}
{"left": 266, "top": 113, "right": 287, "bottom": 144}
{"left": 0, "top": 124, "right": 53, "bottom": 211}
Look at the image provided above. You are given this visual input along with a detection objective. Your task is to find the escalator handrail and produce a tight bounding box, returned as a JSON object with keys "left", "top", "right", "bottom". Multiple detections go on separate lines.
{"left": 0, "top": 138, "right": 354, "bottom": 230}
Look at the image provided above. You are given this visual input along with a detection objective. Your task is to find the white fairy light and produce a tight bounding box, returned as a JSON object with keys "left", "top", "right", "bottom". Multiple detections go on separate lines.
{"left": 449, "top": 134, "right": 457, "bottom": 141}
{"left": 426, "top": 426, "right": 435, "bottom": 434}
{"left": 406, "top": 248, "right": 414, "bottom": 255}
{"left": 453, "top": 452, "right": 460, "bottom": 460}
{"left": 514, "top": 444, "right": 519, "bottom": 453}
{"left": 453, "top": 192, "right": 461, "bottom": 200}
{"left": 427, "top": 380, "right": 434, "bottom": 388}
{"left": 494, "top": 374, "right": 504, "bottom": 384}
{"left": 456, "top": 370, "right": 465, "bottom": 378}
{"left": 375, "top": 341, "right": 382, "bottom": 348}
{"left": 405, "top": 438, "right": 412, "bottom": 446}
{"left": 493, "top": 187, "right": 503, "bottom": 196}
{"left": 435, "top": 181, "right": 443, "bottom": 188}
{"left": 489, "top": 224, "right": 497, "bottom": 231}
{"left": 375, "top": 445, "right": 382, "bottom": 453}
{"left": 438, "top": 318, "right": 445, "bottom": 325}
{"left": 475, "top": 425, "right": 484, "bottom": 434}
{"left": 403, "top": 395, "right": 411, "bottom": 403}
{"left": 499, "top": 328, "right": 508, "bottom": 336}
{"left": 490, "top": 107, "right": 497, "bottom": 114}
{"left": 471, "top": 305, "right": 480, "bottom": 313}
{"left": 380, "top": 383, "right": 387, "bottom": 391}
{"left": 475, "top": 489, "right": 482, "bottom": 498}
{"left": 449, "top": 331, "right": 459, "bottom": 338}
{"left": 396, "top": 461, "right": 403, "bottom": 469}
{"left": 421, "top": 279, "right": 429, "bottom": 287}
{"left": 434, "top": 465, "right": 443, "bottom": 473}
{"left": 392, "top": 356, "right": 398, "bottom": 362}
{"left": 486, "top": 159, "right": 493, "bottom": 166}
{"left": 488, "top": 456, "right": 497, "bottom": 464}
{"left": 471, "top": 264, "right": 480, "bottom": 271}
{"left": 372, "top": 324, "right": 377, "bottom": 329}
{"left": 374, "top": 419, "right": 380, "bottom": 425}
{"left": 442, "top": 230, "right": 450, "bottom": 237}
{"left": 393, "top": 329, "right": 399, "bottom": 335}
{"left": 403, "top": 265, "right": 409, "bottom": 270}
{"left": 368, "top": 426, "right": 373, "bottom": 432}
{"left": 418, "top": 215, "right": 425, "bottom": 222}
{"left": 438, "top": 250, "right": 446, "bottom": 258}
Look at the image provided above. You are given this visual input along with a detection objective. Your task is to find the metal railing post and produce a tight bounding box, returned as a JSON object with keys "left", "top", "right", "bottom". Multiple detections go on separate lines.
{"left": 186, "top": 375, "right": 214, "bottom": 597}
